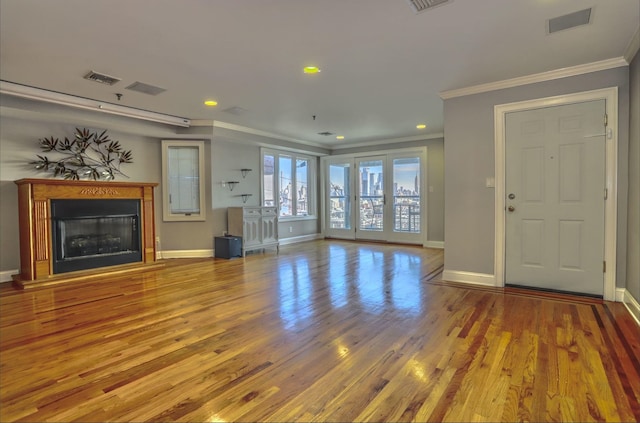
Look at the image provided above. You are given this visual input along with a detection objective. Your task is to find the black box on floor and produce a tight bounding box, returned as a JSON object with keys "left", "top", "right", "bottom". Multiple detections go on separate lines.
{"left": 214, "top": 235, "right": 242, "bottom": 259}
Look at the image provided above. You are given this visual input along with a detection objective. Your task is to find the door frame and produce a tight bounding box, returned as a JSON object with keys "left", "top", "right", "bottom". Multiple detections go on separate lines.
{"left": 494, "top": 87, "right": 618, "bottom": 301}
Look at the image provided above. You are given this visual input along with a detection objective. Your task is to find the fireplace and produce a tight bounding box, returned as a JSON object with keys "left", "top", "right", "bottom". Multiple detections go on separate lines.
{"left": 51, "top": 199, "right": 142, "bottom": 274}
{"left": 14, "top": 179, "right": 160, "bottom": 288}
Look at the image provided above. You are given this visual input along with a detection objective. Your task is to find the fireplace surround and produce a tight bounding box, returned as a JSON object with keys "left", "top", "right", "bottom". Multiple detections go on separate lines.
{"left": 14, "top": 179, "right": 160, "bottom": 288}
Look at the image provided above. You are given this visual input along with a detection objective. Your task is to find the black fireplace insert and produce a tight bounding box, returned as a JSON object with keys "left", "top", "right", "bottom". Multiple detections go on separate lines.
{"left": 51, "top": 199, "right": 142, "bottom": 274}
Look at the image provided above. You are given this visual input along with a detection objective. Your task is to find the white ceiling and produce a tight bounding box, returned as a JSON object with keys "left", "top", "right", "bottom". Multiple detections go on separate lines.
{"left": 1, "top": 0, "right": 638, "bottom": 147}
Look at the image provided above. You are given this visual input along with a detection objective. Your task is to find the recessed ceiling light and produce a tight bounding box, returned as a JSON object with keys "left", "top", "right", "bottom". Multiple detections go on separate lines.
{"left": 416, "top": 124, "right": 427, "bottom": 129}
{"left": 303, "top": 66, "right": 321, "bottom": 74}
{"left": 204, "top": 100, "right": 218, "bottom": 106}
{"left": 336, "top": 135, "right": 345, "bottom": 140}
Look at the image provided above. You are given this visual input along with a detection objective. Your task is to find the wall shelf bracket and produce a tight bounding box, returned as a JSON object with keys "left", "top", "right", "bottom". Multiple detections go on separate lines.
{"left": 225, "top": 181, "right": 239, "bottom": 191}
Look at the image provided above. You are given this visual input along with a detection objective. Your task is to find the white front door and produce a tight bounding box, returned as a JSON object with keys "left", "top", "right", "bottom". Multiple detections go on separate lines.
{"left": 505, "top": 99, "right": 606, "bottom": 296}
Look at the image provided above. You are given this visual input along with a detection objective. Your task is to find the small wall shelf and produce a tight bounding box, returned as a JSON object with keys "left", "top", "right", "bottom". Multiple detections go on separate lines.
{"left": 240, "top": 168, "right": 252, "bottom": 178}
{"left": 224, "top": 181, "right": 240, "bottom": 191}
{"left": 239, "top": 194, "right": 252, "bottom": 203}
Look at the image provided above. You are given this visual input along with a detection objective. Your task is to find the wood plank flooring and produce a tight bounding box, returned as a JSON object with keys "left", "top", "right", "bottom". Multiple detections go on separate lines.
{"left": 0, "top": 240, "right": 638, "bottom": 422}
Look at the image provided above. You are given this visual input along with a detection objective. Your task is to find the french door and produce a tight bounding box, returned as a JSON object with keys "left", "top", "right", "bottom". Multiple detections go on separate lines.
{"left": 324, "top": 149, "right": 426, "bottom": 244}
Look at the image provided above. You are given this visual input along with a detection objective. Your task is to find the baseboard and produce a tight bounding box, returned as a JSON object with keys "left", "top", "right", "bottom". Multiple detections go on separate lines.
{"left": 157, "top": 235, "right": 322, "bottom": 259}
{"left": 158, "top": 249, "right": 213, "bottom": 260}
{"left": 0, "top": 269, "right": 18, "bottom": 283}
{"left": 618, "top": 288, "right": 640, "bottom": 325}
{"left": 615, "top": 287, "right": 626, "bottom": 302}
{"left": 425, "top": 241, "right": 444, "bottom": 249}
{"left": 442, "top": 270, "right": 496, "bottom": 287}
{"left": 278, "top": 233, "right": 323, "bottom": 246}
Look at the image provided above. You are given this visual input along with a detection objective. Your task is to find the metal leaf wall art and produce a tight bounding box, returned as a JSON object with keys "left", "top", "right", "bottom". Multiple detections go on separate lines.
{"left": 30, "top": 128, "right": 133, "bottom": 180}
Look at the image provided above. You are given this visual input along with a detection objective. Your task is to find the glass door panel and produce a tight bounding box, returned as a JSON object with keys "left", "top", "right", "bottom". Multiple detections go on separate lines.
{"left": 325, "top": 159, "right": 355, "bottom": 239}
{"left": 388, "top": 153, "right": 424, "bottom": 244}
{"left": 329, "top": 163, "right": 351, "bottom": 230}
{"left": 392, "top": 157, "right": 420, "bottom": 234}
{"left": 357, "top": 157, "right": 385, "bottom": 240}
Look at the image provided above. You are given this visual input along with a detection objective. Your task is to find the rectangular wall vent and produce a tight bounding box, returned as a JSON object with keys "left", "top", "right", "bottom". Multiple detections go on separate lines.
{"left": 406, "top": 0, "right": 451, "bottom": 14}
{"left": 83, "top": 70, "right": 121, "bottom": 86}
{"left": 548, "top": 8, "right": 592, "bottom": 34}
{"left": 222, "top": 106, "right": 248, "bottom": 115}
{"left": 125, "top": 81, "right": 167, "bottom": 96}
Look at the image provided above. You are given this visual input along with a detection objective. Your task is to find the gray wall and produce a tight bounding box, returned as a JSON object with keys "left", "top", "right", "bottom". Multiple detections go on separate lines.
{"left": 443, "top": 67, "right": 630, "bottom": 288}
{"left": 627, "top": 50, "right": 639, "bottom": 302}
{"left": 331, "top": 137, "right": 445, "bottom": 243}
{"left": 0, "top": 96, "right": 326, "bottom": 274}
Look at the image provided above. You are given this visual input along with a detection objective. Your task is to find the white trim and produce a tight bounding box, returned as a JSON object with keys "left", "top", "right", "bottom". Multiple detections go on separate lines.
{"left": 161, "top": 140, "right": 207, "bottom": 222}
{"left": 620, "top": 288, "right": 640, "bottom": 325}
{"left": 439, "top": 57, "right": 627, "bottom": 100}
{"left": 623, "top": 27, "right": 640, "bottom": 64}
{"left": 278, "top": 233, "right": 323, "bottom": 246}
{"left": 157, "top": 249, "right": 213, "bottom": 259}
{"left": 330, "top": 133, "right": 444, "bottom": 151}
{"left": 0, "top": 269, "right": 17, "bottom": 283}
{"left": 494, "top": 87, "right": 618, "bottom": 301}
{"left": 261, "top": 147, "right": 318, "bottom": 219}
{"left": 615, "top": 287, "right": 626, "bottom": 302}
{"left": 321, "top": 147, "right": 428, "bottom": 244}
{"left": 0, "top": 81, "right": 191, "bottom": 127}
{"left": 442, "top": 270, "right": 496, "bottom": 287}
{"left": 212, "top": 121, "right": 327, "bottom": 150}
{"left": 425, "top": 241, "right": 445, "bottom": 249}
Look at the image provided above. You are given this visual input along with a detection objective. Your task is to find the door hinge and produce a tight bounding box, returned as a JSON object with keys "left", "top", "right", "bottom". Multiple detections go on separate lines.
{"left": 604, "top": 113, "right": 608, "bottom": 127}
{"left": 603, "top": 260, "right": 606, "bottom": 273}
{"left": 604, "top": 188, "right": 608, "bottom": 200}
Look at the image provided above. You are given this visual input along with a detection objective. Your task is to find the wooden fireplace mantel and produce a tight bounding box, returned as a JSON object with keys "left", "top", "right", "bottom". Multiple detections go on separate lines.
{"left": 14, "top": 178, "right": 161, "bottom": 289}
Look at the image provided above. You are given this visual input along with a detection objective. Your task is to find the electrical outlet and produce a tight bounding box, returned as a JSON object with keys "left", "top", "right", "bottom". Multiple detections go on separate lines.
{"left": 223, "top": 231, "right": 227, "bottom": 236}
{"left": 155, "top": 236, "right": 160, "bottom": 243}
{"left": 289, "top": 226, "right": 293, "bottom": 233}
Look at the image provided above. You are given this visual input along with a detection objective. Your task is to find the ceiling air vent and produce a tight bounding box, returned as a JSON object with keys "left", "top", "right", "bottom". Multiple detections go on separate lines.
{"left": 125, "top": 81, "right": 167, "bottom": 96}
{"left": 83, "top": 70, "right": 121, "bottom": 86}
{"left": 317, "top": 131, "right": 334, "bottom": 136}
{"left": 406, "top": 0, "right": 451, "bottom": 14}
{"left": 222, "top": 106, "right": 248, "bottom": 115}
{"left": 547, "top": 8, "right": 592, "bottom": 34}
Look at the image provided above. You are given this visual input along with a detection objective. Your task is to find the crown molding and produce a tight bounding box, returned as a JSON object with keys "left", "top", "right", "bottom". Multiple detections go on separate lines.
{"left": 439, "top": 57, "right": 628, "bottom": 100}
{"left": 330, "top": 132, "right": 444, "bottom": 151}
{"left": 623, "top": 27, "right": 640, "bottom": 63}
{"left": 210, "top": 120, "right": 327, "bottom": 149}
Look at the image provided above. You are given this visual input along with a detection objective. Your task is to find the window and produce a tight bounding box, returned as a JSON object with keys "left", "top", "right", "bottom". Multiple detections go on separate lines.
{"left": 261, "top": 148, "right": 316, "bottom": 218}
{"left": 161, "top": 140, "right": 206, "bottom": 221}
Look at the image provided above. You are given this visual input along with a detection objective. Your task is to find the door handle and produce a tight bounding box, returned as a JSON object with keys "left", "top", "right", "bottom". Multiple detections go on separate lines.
{"left": 508, "top": 205, "right": 515, "bottom": 212}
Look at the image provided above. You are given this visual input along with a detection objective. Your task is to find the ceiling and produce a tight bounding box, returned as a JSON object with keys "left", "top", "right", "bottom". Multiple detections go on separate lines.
{"left": 1, "top": 0, "right": 638, "bottom": 148}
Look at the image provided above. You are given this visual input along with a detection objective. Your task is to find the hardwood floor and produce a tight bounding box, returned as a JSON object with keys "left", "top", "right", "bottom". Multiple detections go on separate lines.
{"left": 0, "top": 240, "right": 638, "bottom": 422}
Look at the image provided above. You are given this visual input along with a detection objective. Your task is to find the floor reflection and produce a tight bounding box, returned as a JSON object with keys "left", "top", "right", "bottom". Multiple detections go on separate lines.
{"left": 278, "top": 257, "right": 313, "bottom": 329}
{"left": 278, "top": 243, "right": 426, "bottom": 329}
{"left": 328, "top": 244, "right": 349, "bottom": 309}
{"left": 390, "top": 251, "right": 422, "bottom": 314}
{"left": 356, "top": 248, "right": 385, "bottom": 312}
